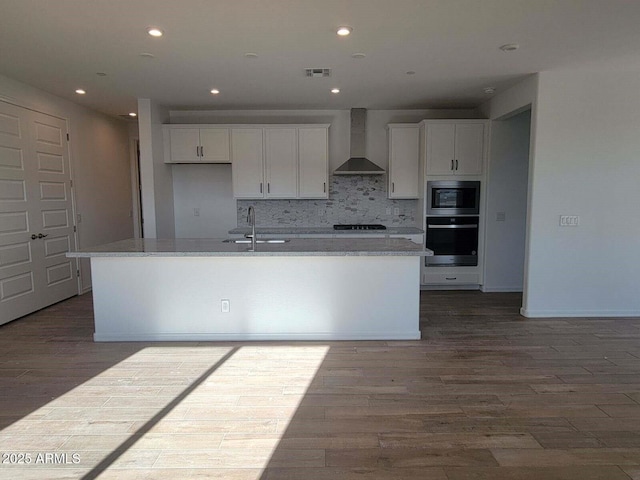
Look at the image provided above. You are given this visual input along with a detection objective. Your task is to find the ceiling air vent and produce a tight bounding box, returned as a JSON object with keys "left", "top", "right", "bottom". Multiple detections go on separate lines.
{"left": 305, "top": 68, "right": 331, "bottom": 78}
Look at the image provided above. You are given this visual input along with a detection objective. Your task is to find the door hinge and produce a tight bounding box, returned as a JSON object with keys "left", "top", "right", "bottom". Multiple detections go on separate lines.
{"left": 70, "top": 180, "right": 73, "bottom": 187}
{"left": 73, "top": 225, "right": 77, "bottom": 232}
{"left": 76, "top": 269, "right": 80, "bottom": 277}
{"left": 67, "top": 133, "right": 70, "bottom": 141}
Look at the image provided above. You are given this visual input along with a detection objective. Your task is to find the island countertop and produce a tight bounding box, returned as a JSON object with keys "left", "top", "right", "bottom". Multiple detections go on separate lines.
{"left": 67, "top": 237, "right": 434, "bottom": 258}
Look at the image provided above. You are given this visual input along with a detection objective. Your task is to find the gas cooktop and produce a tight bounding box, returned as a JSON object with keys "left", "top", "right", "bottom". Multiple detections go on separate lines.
{"left": 333, "top": 224, "right": 387, "bottom": 230}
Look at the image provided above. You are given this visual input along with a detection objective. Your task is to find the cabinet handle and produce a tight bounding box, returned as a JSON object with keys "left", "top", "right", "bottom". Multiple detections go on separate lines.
{"left": 200, "top": 146, "right": 204, "bottom": 157}
{"left": 455, "top": 159, "right": 458, "bottom": 170}
{"left": 445, "top": 277, "right": 457, "bottom": 280}
{"left": 260, "top": 183, "right": 263, "bottom": 194}
{"left": 267, "top": 183, "right": 270, "bottom": 194}
{"left": 451, "top": 159, "right": 454, "bottom": 171}
{"left": 323, "top": 182, "right": 326, "bottom": 193}
{"left": 392, "top": 182, "right": 395, "bottom": 193}
{"left": 196, "top": 146, "right": 200, "bottom": 157}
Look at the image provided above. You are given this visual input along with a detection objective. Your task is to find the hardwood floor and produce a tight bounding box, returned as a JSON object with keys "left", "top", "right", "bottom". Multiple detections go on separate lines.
{"left": 1, "top": 291, "right": 640, "bottom": 479}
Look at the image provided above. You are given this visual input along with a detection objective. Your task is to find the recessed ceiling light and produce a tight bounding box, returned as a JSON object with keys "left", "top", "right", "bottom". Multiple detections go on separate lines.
{"left": 129, "top": 112, "right": 137, "bottom": 117}
{"left": 75, "top": 89, "right": 86, "bottom": 95}
{"left": 96, "top": 72, "right": 107, "bottom": 77}
{"left": 484, "top": 87, "right": 496, "bottom": 94}
{"left": 244, "top": 52, "right": 258, "bottom": 58}
{"left": 210, "top": 89, "right": 220, "bottom": 95}
{"left": 139, "top": 53, "right": 155, "bottom": 59}
{"left": 406, "top": 71, "right": 416, "bottom": 75}
{"left": 147, "top": 27, "right": 163, "bottom": 37}
{"left": 331, "top": 88, "right": 340, "bottom": 94}
{"left": 499, "top": 43, "right": 519, "bottom": 52}
{"left": 337, "top": 26, "right": 352, "bottom": 36}
{"left": 351, "top": 53, "right": 366, "bottom": 59}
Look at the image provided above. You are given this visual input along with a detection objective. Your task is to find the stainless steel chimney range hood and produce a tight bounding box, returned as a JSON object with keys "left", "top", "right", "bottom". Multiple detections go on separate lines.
{"left": 334, "top": 108, "right": 385, "bottom": 175}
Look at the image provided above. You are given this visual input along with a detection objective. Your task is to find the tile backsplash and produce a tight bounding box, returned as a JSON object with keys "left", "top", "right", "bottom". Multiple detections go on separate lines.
{"left": 237, "top": 175, "right": 418, "bottom": 227}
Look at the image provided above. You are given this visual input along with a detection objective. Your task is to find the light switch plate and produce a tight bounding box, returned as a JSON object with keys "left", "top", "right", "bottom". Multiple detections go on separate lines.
{"left": 496, "top": 212, "right": 506, "bottom": 222}
{"left": 559, "top": 215, "right": 579, "bottom": 226}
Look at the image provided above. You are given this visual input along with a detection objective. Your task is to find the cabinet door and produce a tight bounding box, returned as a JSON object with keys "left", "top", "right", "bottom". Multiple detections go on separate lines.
{"left": 425, "top": 123, "right": 456, "bottom": 175}
{"left": 265, "top": 128, "right": 297, "bottom": 198}
{"left": 169, "top": 128, "right": 200, "bottom": 162}
{"left": 298, "top": 127, "right": 328, "bottom": 198}
{"left": 199, "top": 128, "right": 230, "bottom": 163}
{"left": 454, "top": 123, "right": 484, "bottom": 175}
{"left": 388, "top": 126, "right": 419, "bottom": 198}
{"left": 231, "top": 128, "right": 264, "bottom": 198}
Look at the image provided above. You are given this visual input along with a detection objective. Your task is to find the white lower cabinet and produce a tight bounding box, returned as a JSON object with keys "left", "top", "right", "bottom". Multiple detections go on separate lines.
{"left": 422, "top": 271, "right": 480, "bottom": 285}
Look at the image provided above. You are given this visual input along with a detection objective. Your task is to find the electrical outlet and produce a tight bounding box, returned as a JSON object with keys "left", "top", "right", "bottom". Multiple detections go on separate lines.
{"left": 221, "top": 299, "right": 230, "bottom": 313}
{"left": 559, "top": 215, "right": 579, "bottom": 226}
{"left": 194, "top": 208, "right": 200, "bottom": 217}
{"left": 393, "top": 207, "right": 400, "bottom": 216}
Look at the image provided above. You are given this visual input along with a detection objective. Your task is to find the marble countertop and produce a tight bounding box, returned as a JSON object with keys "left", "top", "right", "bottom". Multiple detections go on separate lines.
{"left": 228, "top": 226, "right": 424, "bottom": 235}
{"left": 67, "top": 238, "right": 433, "bottom": 258}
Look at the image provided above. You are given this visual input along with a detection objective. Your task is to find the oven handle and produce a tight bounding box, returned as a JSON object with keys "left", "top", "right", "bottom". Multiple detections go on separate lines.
{"left": 427, "top": 224, "right": 478, "bottom": 229}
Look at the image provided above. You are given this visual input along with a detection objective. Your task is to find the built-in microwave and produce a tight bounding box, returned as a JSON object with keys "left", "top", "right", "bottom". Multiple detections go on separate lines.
{"left": 427, "top": 181, "right": 480, "bottom": 215}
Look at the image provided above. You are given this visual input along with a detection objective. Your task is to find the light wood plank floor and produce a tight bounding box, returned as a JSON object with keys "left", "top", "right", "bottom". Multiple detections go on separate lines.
{"left": 1, "top": 291, "right": 640, "bottom": 479}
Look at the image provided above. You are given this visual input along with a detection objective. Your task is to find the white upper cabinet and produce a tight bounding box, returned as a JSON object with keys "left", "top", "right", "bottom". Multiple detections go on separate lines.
{"left": 164, "top": 126, "right": 230, "bottom": 163}
{"left": 298, "top": 127, "right": 328, "bottom": 198}
{"left": 425, "top": 121, "right": 485, "bottom": 175}
{"left": 388, "top": 124, "right": 419, "bottom": 198}
{"left": 230, "top": 124, "right": 329, "bottom": 199}
{"left": 231, "top": 128, "right": 264, "bottom": 198}
{"left": 265, "top": 128, "right": 298, "bottom": 198}
{"left": 199, "top": 128, "right": 231, "bottom": 163}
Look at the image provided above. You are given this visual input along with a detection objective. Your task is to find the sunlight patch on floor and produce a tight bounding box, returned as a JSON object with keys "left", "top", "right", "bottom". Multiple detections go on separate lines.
{"left": 0, "top": 344, "right": 329, "bottom": 478}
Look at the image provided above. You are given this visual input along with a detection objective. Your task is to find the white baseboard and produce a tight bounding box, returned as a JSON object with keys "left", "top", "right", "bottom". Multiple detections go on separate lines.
{"left": 520, "top": 307, "right": 640, "bottom": 318}
{"left": 420, "top": 285, "right": 480, "bottom": 291}
{"left": 93, "top": 331, "right": 422, "bottom": 342}
{"left": 481, "top": 286, "right": 523, "bottom": 293}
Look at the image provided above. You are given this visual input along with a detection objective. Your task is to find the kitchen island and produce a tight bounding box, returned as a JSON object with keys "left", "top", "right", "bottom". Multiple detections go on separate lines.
{"left": 68, "top": 238, "right": 432, "bottom": 342}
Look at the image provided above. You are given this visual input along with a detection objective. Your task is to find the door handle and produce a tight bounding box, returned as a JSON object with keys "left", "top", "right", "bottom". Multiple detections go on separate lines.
{"left": 38, "top": 233, "right": 48, "bottom": 238}
{"left": 31, "top": 234, "right": 37, "bottom": 240}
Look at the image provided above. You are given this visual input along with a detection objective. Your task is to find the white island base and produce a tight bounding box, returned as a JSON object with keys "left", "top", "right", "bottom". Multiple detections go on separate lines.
{"left": 90, "top": 255, "right": 421, "bottom": 341}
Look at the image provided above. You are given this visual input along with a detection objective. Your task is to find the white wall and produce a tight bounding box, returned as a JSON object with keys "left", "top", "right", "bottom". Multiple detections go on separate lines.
{"left": 0, "top": 73, "right": 133, "bottom": 292}
{"left": 522, "top": 70, "right": 640, "bottom": 316}
{"left": 483, "top": 110, "right": 530, "bottom": 292}
{"left": 138, "top": 99, "right": 175, "bottom": 238}
{"left": 169, "top": 108, "right": 480, "bottom": 237}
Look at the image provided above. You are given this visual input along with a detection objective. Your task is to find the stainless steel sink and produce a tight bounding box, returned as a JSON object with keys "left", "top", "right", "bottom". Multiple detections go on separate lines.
{"left": 223, "top": 239, "right": 289, "bottom": 244}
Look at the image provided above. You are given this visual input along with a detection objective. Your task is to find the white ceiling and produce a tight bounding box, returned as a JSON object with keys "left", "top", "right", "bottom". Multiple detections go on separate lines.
{"left": 2, "top": 0, "right": 640, "bottom": 118}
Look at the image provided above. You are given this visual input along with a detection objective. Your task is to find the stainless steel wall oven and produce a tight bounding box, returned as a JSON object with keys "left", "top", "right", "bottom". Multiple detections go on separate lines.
{"left": 425, "top": 216, "right": 479, "bottom": 266}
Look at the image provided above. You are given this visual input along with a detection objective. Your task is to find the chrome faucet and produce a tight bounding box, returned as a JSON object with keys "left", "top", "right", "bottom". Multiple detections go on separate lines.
{"left": 246, "top": 206, "right": 256, "bottom": 250}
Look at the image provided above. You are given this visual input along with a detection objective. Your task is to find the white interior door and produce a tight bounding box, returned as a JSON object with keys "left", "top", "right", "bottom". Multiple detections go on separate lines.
{"left": 0, "top": 102, "right": 76, "bottom": 325}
